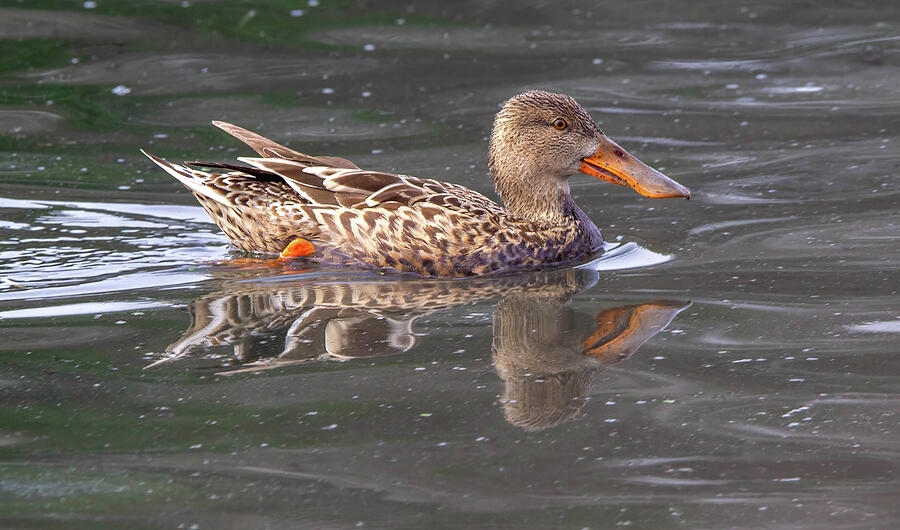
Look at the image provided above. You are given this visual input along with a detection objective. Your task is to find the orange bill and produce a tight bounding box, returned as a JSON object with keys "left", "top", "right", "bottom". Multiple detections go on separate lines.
{"left": 580, "top": 135, "right": 691, "bottom": 199}
{"left": 583, "top": 300, "right": 692, "bottom": 362}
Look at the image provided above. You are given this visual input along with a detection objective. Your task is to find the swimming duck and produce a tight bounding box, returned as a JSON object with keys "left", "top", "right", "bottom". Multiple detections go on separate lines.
{"left": 143, "top": 90, "right": 690, "bottom": 277}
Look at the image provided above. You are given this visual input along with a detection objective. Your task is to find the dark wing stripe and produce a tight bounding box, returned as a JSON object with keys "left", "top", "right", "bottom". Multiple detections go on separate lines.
{"left": 218, "top": 157, "right": 338, "bottom": 206}
{"left": 186, "top": 161, "right": 282, "bottom": 181}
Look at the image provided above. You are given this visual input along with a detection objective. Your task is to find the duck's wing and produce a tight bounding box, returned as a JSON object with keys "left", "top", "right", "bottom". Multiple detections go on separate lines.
{"left": 238, "top": 159, "right": 503, "bottom": 215}
{"left": 190, "top": 121, "right": 501, "bottom": 214}
{"left": 143, "top": 122, "right": 506, "bottom": 268}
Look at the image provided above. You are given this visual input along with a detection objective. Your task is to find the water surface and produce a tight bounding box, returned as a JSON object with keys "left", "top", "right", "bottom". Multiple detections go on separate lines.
{"left": 1, "top": 1, "right": 899, "bottom": 528}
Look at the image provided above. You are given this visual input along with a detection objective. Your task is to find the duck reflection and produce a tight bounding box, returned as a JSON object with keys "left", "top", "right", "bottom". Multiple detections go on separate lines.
{"left": 493, "top": 291, "right": 688, "bottom": 431}
{"left": 158, "top": 267, "right": 688, "bottom": 430}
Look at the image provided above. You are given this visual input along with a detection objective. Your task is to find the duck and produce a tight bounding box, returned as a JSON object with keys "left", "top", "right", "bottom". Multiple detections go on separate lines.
{"left": 142, "top": 90, "right": 690, "bottom": 277}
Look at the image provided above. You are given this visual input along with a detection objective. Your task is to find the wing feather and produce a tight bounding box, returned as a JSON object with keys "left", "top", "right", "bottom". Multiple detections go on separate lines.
{"left": 212, "top": 121, "right": 359, "bottom": 169}
{"left": 325, "top": 171, "right": 402, "bottom": 193}
{"left": 238, "top": 157, "right": 327, "bottom": 189}
{"left": 335, "top": 192, "right": 370, "bottom": 208}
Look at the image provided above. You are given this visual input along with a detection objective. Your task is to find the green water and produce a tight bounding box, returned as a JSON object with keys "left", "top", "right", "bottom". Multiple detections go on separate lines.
{"left": 1, "top": 1, "right": 899, "bottom": 528}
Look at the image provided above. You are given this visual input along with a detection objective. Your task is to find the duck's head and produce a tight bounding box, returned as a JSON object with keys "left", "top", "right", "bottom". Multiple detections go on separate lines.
{"left": 489, "top": 90, "right": 690, "bottom": 221}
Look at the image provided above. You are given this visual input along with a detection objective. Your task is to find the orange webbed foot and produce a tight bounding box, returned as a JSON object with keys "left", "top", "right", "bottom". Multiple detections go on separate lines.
{"left": 279, "top": 238, "right": 315, "bottom": 260}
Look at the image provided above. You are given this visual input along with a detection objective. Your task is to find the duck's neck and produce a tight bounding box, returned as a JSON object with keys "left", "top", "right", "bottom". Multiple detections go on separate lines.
{"left": 492, "top": 166, "right": 578, "bottom": 224}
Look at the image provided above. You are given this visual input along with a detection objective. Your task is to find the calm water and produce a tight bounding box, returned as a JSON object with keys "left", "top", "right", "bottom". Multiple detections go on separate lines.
{"left": 1, "top": 1, "right": 899, "bottom": 528}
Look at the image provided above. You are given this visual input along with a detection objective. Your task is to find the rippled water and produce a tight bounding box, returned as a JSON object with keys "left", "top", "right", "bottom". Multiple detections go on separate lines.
{"left": 1, "top": 1, "right": 898, "bottom": 528}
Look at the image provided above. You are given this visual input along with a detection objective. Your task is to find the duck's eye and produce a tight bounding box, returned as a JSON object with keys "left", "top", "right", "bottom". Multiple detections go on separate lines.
{"left": 552, "top": 118, "right": 568, "bottom": 130}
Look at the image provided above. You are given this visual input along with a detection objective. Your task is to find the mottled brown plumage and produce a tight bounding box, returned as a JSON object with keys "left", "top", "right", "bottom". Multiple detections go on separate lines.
{"left": 142, "top": 90, "right": 689, "bottom": 277}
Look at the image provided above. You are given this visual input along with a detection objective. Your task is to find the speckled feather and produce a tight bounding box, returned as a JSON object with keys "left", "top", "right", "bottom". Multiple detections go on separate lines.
{"left": 143, "top": 91, "right": 605, "bottom": 277}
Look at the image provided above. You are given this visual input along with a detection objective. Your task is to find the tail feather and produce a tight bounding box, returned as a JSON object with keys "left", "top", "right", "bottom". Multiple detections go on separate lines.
{"left": 140, "top": 149, "right": 231, "bottom": 207}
